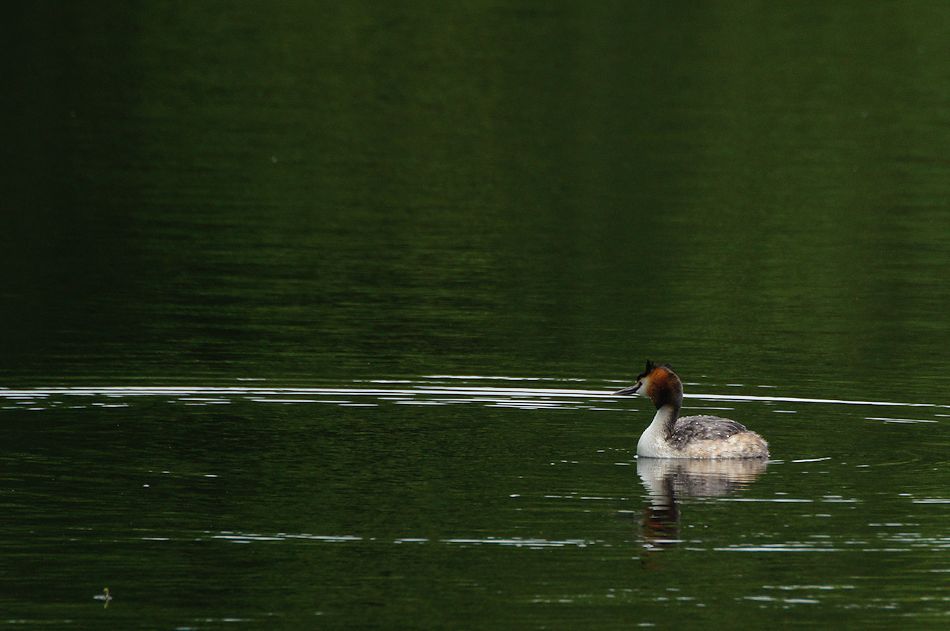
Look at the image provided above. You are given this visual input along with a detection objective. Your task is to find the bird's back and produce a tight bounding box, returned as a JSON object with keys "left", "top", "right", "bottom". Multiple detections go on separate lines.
{"left": 668, "top": 415, "right": 749, "bottom": 450}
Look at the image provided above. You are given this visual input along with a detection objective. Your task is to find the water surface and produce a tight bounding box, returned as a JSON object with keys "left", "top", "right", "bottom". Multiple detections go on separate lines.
{"left": 2, "top": 379, "right": 948, "bottom": 627}
{"left": 2, "top": 1, "right": 950, "bottom": 628}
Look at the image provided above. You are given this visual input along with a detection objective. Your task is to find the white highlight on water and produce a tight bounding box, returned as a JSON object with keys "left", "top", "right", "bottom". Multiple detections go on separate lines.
{"left": 1, "top": 381, "right": 946, "bottom": 412}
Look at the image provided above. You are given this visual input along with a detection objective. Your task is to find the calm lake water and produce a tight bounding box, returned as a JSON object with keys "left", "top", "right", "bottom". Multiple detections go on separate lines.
{"left": 2, "top": 2, "right": 949, "bottom": 629}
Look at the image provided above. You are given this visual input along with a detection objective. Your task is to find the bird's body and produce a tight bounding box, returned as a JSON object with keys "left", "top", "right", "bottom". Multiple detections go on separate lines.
{"left": 617, "top": 361, "right": 769, "bottom": 459}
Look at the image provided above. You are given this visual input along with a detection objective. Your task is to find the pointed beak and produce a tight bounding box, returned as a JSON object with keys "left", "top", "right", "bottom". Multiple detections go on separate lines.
{"left": 614, "top": 384, "right": 639, "bottom": 396}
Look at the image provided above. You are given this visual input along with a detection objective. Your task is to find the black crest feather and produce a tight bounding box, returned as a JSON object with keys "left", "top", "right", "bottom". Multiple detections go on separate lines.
{"left": 637, "top": 359, "right": 674, "bottom": 381}
{"left": 636, "top": 360, "right": 654, "bottom": 381}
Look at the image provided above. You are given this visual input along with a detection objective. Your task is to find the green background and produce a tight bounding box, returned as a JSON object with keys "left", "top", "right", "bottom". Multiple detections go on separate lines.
{"left": 1, "top": 2, "right": 948, "bottom": 628}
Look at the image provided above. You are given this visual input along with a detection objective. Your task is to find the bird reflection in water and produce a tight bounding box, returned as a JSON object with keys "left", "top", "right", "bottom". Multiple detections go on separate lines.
{"left": 635, "top": 458, "right": 767, "bottom": 554}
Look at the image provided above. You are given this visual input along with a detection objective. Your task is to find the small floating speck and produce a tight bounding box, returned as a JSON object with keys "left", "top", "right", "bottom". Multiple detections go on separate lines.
{"left": 792, "top": 457, "right": 832, "bottom": 463}
{"left": 93, "top": 588, "right": 113, "bottom": 607}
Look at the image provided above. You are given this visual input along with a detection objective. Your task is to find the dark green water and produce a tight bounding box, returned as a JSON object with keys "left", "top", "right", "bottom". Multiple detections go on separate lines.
{"left": 2, "top": 2, "right": 949, "bottom": 628}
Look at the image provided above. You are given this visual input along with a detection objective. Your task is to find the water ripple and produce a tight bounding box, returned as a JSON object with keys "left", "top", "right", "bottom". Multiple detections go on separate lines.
{"left": 1, "top": 378, "right": 947, "bottom": 412}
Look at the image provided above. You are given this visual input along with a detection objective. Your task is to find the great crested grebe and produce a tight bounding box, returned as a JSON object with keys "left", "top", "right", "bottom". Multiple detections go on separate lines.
{"left": 615, "top": 361, "right": 769, "bottom": 459}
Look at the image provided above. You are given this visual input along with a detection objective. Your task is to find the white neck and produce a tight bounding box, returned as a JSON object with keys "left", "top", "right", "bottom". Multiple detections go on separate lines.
{"left": 637, "top": 404, "right": 680, "bottom": 457}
